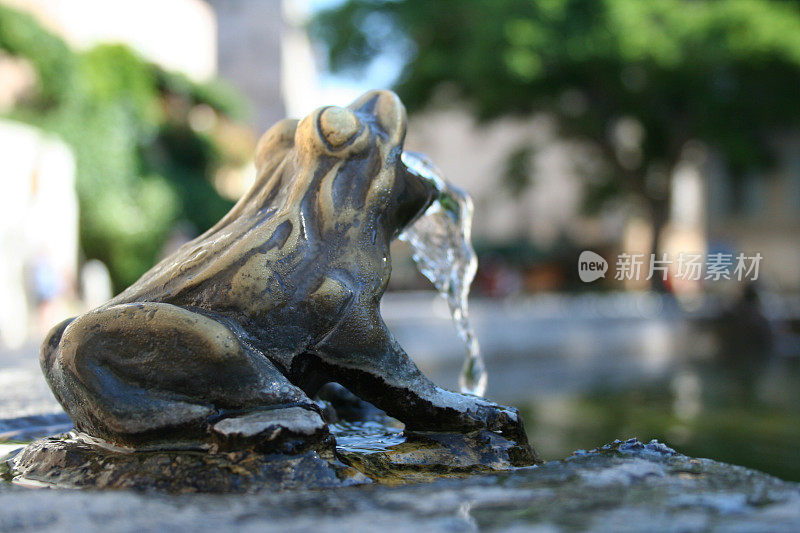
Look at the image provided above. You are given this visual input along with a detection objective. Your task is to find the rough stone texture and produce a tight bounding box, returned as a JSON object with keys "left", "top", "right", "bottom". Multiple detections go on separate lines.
{"left": 2, "top": 439, "right": 800, "bottom": 531}
{"left": 5, "top": 424, "right": 536, "bottom": 492}
{"left": 339, "top": 430, "right": 539, "bottom": 485}
{"left": 8, "top": 435, "right": 367, "bottom": 493}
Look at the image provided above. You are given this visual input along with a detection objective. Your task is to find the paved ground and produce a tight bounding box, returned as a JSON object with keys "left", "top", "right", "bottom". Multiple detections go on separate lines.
{"left": 0, "top": 344, "right": 61, "bottom": 420}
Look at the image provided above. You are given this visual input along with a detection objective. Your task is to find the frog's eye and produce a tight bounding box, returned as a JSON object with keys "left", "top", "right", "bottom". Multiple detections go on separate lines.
{"left": 347, "top": 90, "right": 406, "bottom": 146}
{"left": 317, "top": 106, "right": 364, "bottom": 150}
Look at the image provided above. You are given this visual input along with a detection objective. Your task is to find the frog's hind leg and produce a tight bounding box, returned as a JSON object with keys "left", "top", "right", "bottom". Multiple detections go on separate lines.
{"left": 307, "top": 303, "right": 527, "bottom": 444}
{"left": 41, "top": 302, "right": 328, "bottom": 452}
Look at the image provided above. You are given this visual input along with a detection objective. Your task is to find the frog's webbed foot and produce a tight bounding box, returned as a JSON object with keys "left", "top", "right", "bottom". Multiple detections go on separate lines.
{"left": 41, "top": 302, "right": 321, "bottom": 450}
{"left": 210, "top": 405, "right": 330, "bottom": 454}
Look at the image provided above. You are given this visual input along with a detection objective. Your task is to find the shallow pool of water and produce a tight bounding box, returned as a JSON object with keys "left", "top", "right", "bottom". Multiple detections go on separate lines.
{"left": 518, "top": 358, "right": 800, "bottom": 481}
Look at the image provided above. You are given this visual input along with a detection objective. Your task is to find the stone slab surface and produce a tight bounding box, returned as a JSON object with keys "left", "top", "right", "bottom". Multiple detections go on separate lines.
{"left": 7, "top": 435, "right": 367, "bottom": 493}
{"left": 4, "top": 425, "right": 535, "bottom": 493}
{"left": 1, "top": 439, "right": 799, "bottom": 532}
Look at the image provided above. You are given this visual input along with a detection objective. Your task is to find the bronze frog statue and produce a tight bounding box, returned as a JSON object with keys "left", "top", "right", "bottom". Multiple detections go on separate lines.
{"left": 40, "top": 90, "right": 528, "bottom": 453}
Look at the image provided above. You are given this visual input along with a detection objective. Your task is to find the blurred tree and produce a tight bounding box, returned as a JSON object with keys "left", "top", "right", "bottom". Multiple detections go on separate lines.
{"left": 312, "top": 0, "right": 800, "bottom": 290}
{"left": 0, "top": 5, "right": 252, "bottom": 291}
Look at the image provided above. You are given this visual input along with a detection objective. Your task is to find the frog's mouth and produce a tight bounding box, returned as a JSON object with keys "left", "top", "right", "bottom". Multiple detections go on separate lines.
{"left": 400, "top": 151, "right": 471, "bottom": 230}
{"left": 399, "top": 151, "right": 446, "bottom": 229}
{"left": 398, "top": 150, "right": 477, "bottom": 278}
{"left": 401, "top": 151, "right": 446, "bottom": 194}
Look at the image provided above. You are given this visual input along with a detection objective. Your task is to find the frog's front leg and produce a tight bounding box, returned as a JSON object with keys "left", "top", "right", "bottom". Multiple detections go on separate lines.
{"left": 41, "top": 302, "right": 327, "bottom": 451}
{"left": 308, "top": 304, "right": 528, "bottom": 443}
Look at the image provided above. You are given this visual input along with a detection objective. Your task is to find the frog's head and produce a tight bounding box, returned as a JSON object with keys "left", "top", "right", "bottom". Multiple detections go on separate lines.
{"left": 254, "top": 90, "right": 437, "bottom": 238}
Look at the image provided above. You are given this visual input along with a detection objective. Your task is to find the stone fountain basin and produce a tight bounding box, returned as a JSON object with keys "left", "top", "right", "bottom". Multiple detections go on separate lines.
{"left": 2, "top": 438, "right": 800, "bottom": 531}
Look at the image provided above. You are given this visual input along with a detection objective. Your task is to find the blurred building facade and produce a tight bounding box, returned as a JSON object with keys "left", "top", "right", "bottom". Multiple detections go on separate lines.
{"left": 404, "top": 110, "right": 597, "bottom": 247}
{"left": 206, "top": 0, "right": 285, "bottom": 132}
{"left": 4, "top": 0, "right": 288, "bottom": 129}
{"left": 3, "top": 0, "right": 217, "bottom": 80}
{"left": 705, "top": 138, "right": 800, "bottom": 292}
{"left": 406, "top": 108, "right": 800, "bottom": 294}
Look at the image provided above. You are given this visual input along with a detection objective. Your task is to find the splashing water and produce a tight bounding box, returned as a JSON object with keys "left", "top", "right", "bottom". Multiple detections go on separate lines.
{"left": 399, "top": 152, "right": 487, "bottom": 397}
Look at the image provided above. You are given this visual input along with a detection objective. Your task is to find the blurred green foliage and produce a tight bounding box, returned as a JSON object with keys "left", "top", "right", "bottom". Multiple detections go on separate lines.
{"left": 313, "top": 0, "right": 800, "bottom": 261}
{"left": 0, "top": 4, "right": 250, "bottom": 291}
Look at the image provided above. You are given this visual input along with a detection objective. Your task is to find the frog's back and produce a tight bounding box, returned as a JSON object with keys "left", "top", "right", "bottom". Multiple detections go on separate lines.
{"left": 106, "top": 119, "right": 306, "bottom": 309}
